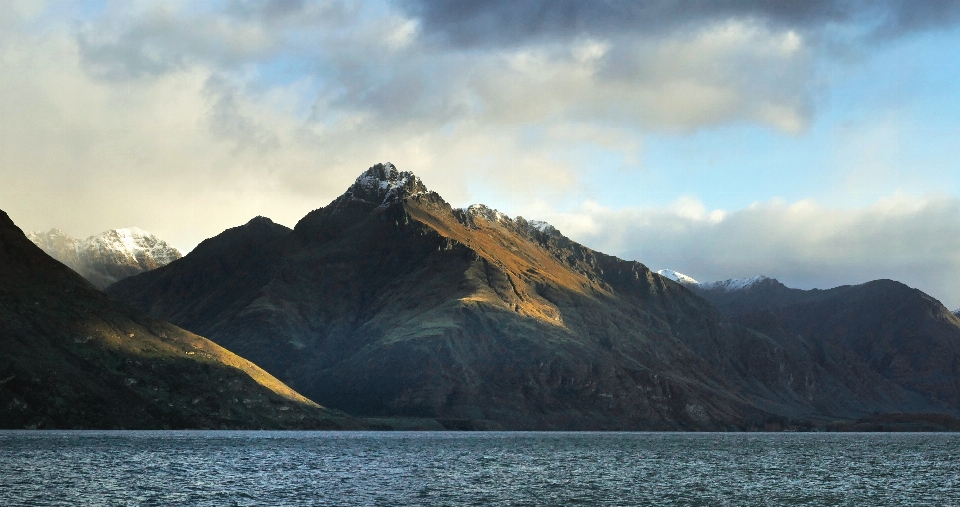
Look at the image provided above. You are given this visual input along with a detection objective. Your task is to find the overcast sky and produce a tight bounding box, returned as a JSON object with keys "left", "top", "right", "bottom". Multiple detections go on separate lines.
{"left": 2, "top": 0, "right": 960, "bottom": 309}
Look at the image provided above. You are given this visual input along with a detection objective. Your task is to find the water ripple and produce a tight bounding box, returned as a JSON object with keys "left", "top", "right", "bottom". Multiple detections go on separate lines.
{"left": 1, "top": 431, "right": 957, "bottom": 506}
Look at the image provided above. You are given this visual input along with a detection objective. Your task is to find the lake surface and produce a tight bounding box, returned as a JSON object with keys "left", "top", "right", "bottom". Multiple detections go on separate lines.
{"left": 1, "top": 431, "right": 957, "bottom": 506}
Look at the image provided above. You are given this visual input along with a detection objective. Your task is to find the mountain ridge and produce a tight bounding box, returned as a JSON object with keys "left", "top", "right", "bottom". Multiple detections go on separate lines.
{"left": 676, "top": 273, "right": 960, "bottom": 415}
{"left": 27, "top": 227, "right": 182, "bottom": 289}
{"left": 108, "top": 163, "right": 960, "bottom": 429}
{"left": 1, "top": 209, "right": 359, "bottom": 429}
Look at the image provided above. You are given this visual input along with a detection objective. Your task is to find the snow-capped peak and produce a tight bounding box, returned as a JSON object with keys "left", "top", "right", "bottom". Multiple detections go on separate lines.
{"left": 656, "top": 270, "right": 770, "bottom": 291}
{"left": 27, "top": 226, "right": 181, "bottom": 288}
{"left": 697, "top": 275, "right": 769, "bottom": 292}
{"left": 79, "top": 228, "right": 182, "bottom": 266}
{"left": 657, "top": 269, "right": 699, "bottom": 285}
{"left": 344, "top": 162, "right": 428, "bottom": 207}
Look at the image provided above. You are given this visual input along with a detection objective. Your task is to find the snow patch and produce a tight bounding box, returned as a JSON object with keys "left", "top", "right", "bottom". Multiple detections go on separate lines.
{"left": 464, "top": 204, "right": 511, "bottom": 224}
{"left": 657, "top": 270, "right": 770, "bottom": 291}
{"left": 657, "top": 269, "right": 699, "bottom": 285}
{"left": 527, "top": 220, "right": 553, "bottom": 232}
{"left": 698, "top": 276, "right": 769, "bottom": 292}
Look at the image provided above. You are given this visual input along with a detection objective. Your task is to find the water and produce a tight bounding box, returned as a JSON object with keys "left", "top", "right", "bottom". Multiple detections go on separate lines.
{"left": 1, "top": 431, "right": 958, "bottom": 506}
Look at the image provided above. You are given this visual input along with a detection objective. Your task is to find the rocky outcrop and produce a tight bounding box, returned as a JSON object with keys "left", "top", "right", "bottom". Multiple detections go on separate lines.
{"left": 1, "top": 209, "right": 360, "bottom": 429}
{"left": 27, "top": 227, "right": 182, "bottom": 289}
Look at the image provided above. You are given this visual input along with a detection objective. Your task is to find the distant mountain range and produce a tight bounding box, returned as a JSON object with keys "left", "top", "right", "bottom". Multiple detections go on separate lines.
{"left": 1, "top": 210, "right": 359, "bottom": 429}
{"left": 27, "top": 228, "right": 181, "bottom": 289}
{"left": 662, "top": 269, "right": 960, "bottom": 413}
{"left": 105, "top": 163, "right": 960, "bottom": 430}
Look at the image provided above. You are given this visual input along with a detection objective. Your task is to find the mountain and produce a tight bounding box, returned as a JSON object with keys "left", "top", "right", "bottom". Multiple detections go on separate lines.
{"left": 768, "top": 280, "right": 960, "bottom": 409}
{"left": 685, "top": 274, "right": 836, "bottom": 317}
{"left": 108, "top": 164, "right": 960, "bottom": 429}
{"left": 27, "top": 228, "right": 181, "bottom": 289}
{"left": 1, "top": 209, "right": 359, "bottom": 429}
{"left": 657, "top": 270, "right": 771, "bottom": 293}
{"left": 672, "top": 273, "right": 960, "bottom": 417}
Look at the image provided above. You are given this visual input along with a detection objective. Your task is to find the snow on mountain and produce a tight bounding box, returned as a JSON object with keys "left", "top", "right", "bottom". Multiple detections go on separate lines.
{"left": 26, "top": 228, "right": 83, "bottom": 272}
{"left": 656, "top": 269, "right": 699, "bottom": 285}
{"left": 656, "top": 270, "right": 770, "bottom": 292}
{"left": 27, "top": 227, "right": 181, "bottom": 288}
{"left": 343, "top": 162, "right": 428, "bottom": 208}
{"left": 79, "top": 227, "right": 181, "bottom": 267}
{"left": 698, "top": 275, "right": 770, "bottom": 292}
{"left": 464, "top": 204, "right": 510, "bottom": 224}
{"left": 954, "top": 308, "right": 960, "bottom": 318}
{"left": 527, "top": 220, "right": 554, "bottom": 233}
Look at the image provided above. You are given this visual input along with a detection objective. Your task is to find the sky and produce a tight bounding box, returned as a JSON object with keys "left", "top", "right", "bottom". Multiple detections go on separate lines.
{"left": 2, "top": 0, "right": 960, "bottom": 310}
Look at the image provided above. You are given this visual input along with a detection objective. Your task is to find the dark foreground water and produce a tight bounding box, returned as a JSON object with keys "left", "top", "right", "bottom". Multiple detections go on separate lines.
{"left": 1, "top": 431, "right": 958, "bottom": 506}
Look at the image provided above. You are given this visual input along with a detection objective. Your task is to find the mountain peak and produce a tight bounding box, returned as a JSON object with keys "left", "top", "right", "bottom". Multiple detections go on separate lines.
{"left": 342, "top": 162, "right": 428, "bottom": 208}
{"left": 245, "top": 215, "right": 280, "bottom": 228}
{"left": 27, "top": 227, "right": 72, "bottom": 240}
{"left": 656, "top": 270, "right": 773, "bottom": 292}
{"left": 464, "top": 204, "right": 510, "bottom": 224}
{"left": 80, "top": 228, "right": 181, "bottom": 266}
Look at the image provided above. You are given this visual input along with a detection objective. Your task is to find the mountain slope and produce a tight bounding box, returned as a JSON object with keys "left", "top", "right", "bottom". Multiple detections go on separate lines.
{"left": 108, "top": 163, "right": 960, "bottom": 429}
{"left": 692, "top": 275, "right": 843, "bottom": 317}
{"left": 1, "top": 209, "right": 359, "bottom": 429}
{"left": 734, "top": 280, "right": 960, "bottom": 410}
{"left": 681, "top": 274, "right": 960, "bottom": 415}
{"left": 27, "top": 228, "right": 182, "bottom": 289}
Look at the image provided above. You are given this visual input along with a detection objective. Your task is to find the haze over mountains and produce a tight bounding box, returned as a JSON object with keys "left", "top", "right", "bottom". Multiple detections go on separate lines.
{"left": 105, "top": 163, "right": 960, "bottom": 430}
{"left": 0, "top": 210, "right": 358, "bottom": 429}
{"left": 27, "top": 228, "right": 181, "bottom": 289}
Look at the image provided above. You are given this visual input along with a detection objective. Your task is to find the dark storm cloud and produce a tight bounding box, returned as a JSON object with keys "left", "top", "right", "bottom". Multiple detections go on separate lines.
{"left": 400, "top": 0, "right": 960, "bottom": 47}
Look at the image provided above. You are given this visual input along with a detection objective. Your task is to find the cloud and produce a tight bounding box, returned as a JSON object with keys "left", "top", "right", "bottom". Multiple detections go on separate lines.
{"left": 401, "top": 0, "right": 960, "bottom": 48}
{"left": 70, "top": 0, "right": 817, "bottom": 133}
{"left": 526, "top": 194, "right": 960, "bottom": 310}
{"left": 0, "top": 0, "right": 819, "bottom": 255}
{"left": 0, "top": 10, "right": 608, "bottom": 250}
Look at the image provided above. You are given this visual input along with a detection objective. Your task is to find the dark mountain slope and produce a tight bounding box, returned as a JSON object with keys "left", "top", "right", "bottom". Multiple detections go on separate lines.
{"left": 695, "top": 277, "right": 960, "bottom": 415}
{"left": 693, "top": 277, "right": 847, "bottom": 317}
{"left": 0, "top": 209, "right": 359, "bottom": 429}
{"left": 761, "top": 281, "right": 960, "bottom": 409}
{"left": 108, "top": 163, "right": 957, "bottom": 429}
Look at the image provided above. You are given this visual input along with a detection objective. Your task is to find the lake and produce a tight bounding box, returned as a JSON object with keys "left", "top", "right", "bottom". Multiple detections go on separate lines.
{"left": 1, "top": 431, "right": 957, "bottom": 506}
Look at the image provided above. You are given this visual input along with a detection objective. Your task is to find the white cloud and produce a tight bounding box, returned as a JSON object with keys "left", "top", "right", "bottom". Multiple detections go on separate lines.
{"left": 523, "top": 194, "right": 960, "bottom": 310}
